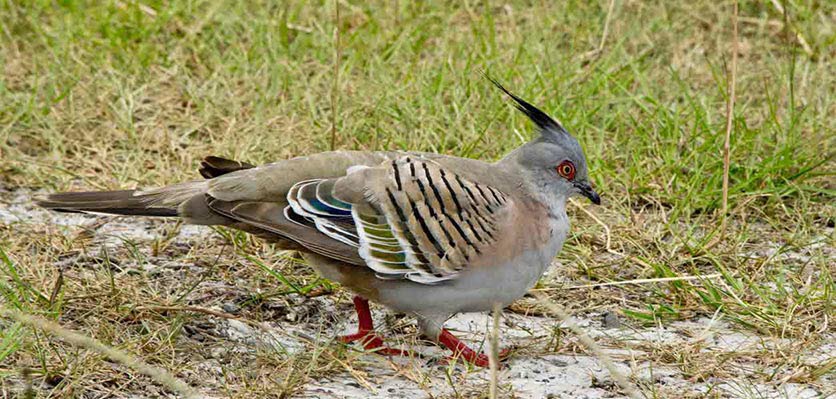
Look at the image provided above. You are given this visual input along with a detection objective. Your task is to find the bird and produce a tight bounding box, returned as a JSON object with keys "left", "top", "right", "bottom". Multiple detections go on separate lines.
{"left": 37, "top": 79, "right": 600, "bottom": 367}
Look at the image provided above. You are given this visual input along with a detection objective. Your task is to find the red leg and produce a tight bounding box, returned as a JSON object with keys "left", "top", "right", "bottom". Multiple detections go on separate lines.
{"left": 338, "top": 296, "right": 410, "bottom": 357}
{"left": 438, "top": 329, "right": 510, "bottom": 368}
{"left": 339, "top": 296, "right": 377, "bottom": 344}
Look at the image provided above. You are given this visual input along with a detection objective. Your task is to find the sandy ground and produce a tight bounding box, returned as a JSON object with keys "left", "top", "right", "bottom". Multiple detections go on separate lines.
{"left": 1, "top": 188, "right": 832, "bottom": 398}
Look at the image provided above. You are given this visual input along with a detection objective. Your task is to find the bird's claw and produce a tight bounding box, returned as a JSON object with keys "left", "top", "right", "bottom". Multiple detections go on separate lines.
{"left": 339, "top": 330, "right": 414, "bottom": 357}
{"left": 438, "top": 347, "right": 513, "bottom": 368}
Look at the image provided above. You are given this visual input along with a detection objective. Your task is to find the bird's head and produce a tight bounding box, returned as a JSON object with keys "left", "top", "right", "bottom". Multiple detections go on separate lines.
{"left": 491, "top": 78, "right": 600, "bottom": 206}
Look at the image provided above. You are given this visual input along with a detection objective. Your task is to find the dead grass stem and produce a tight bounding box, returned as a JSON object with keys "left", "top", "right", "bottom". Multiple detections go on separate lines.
{"left": 0, "top": 306, "right": 200, "bottom": 399}
{"left": 531, "top": 292, "right": 642, "bottom": 399}
{"left": 720, "top": 0, "right": 738, "bottom": 238}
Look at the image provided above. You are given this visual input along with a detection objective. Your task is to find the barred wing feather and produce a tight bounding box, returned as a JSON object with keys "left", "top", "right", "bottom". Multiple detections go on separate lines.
{"left": 286, "top": 156, "right": 509, "bottom": 284}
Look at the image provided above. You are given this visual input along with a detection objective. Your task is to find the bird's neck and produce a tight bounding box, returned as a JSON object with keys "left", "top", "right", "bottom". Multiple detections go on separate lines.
{"left": 533, "top": 190, "right": 569, "bottom": 225}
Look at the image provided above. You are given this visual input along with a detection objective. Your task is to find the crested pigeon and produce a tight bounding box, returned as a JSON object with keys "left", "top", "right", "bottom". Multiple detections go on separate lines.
{"left": 37, "top": 80, "right": 600, "bottom": 367}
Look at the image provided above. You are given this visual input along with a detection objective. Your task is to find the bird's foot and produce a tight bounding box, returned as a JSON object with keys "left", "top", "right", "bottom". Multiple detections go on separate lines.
{"left": 440, "top": 348, "right": 512, "bottom": 368}
{"left": 338, "top": 330, "right": 377, "bottom": 344}
{"left": 437, "top": 329, "right": 511, "bottom": 368}
{"left": 340, "top": 296, "right": 412, "bottom": 357}
{"left": 339, "top": 330, "right": 412, "bottom": 357}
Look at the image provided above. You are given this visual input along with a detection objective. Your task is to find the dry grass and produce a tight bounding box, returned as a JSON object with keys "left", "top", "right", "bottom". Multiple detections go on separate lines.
{"left": 1, "top": 1, "right": 834, "bottom": 398}
{"left": 0, "top": 306, "right": 199, "bottom": 398}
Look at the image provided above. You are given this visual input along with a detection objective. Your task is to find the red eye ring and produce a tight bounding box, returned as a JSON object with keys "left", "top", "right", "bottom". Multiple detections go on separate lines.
{"left": 556, "top": 161, "right": 576, "bottom": 180}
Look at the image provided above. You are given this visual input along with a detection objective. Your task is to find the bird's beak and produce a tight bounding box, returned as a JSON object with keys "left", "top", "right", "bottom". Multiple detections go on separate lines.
{"left": 574, "top": 181, "right": 601, "bottom": 205}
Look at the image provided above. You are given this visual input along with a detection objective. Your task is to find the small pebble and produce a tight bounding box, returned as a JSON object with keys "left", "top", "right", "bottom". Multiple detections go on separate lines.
{"left": 209, "top": 347, "right": 227, "bottom": 359}
{"left": 222, "top": 303, "right": 240, "bottom": 314}
{"left": 602, "top": 310, "right": 621, "bottom": 329}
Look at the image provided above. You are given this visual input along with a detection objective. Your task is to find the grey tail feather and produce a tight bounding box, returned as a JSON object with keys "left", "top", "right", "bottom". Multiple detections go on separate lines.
{"left": 36, "top": 190, "right": 179, "bottom": 217}
{"left": 199, "top": 156, "right": 255, "bottom": 179}
{"left": 37, "top": 157, "right": 233, "bottom": 217}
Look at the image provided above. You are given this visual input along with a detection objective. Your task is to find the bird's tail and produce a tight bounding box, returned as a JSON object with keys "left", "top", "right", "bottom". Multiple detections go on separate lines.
{"left": 36, "top": 156, "right": 255, "bottom": 218}
{"left": 36, "top": 182, "right": 205, "bottom": 217}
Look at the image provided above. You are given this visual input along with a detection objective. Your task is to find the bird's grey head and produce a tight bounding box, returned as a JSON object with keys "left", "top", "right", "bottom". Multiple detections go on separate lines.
{"left": 491, "top": 78, "right": 601, "bottom": 206}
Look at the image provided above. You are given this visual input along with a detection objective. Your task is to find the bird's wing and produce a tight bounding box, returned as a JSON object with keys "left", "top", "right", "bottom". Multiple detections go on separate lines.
{"left": 175, "top": 151, "right": 511, "bottom": 284}
{"left": 194, "top": 151, "right": 402, "bottom": 265}
{"left": 285, "top": 155, "right": 511, "bottom": 284}
{"left": 205, "top": 151, "right": 403, "bottom": 202}
{"left": 206, "top": 197, "right": 367, "bottom": 265}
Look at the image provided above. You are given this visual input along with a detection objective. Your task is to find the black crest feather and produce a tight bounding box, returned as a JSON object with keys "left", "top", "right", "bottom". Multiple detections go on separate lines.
{"left": 486, "top": 75, "right": 566, "bottom": 134}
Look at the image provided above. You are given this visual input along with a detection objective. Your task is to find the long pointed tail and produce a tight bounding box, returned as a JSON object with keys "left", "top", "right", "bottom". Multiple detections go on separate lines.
{"left": 36, "top": 189, "right": 180, "bottom": 217}
{"left": 37, "top": 156, "right": 254, "bottom": 218}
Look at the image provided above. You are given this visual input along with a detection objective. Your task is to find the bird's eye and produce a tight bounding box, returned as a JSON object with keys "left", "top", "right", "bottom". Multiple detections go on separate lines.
{"left": 556, "top": 161, "right": 576, "bottom": 180}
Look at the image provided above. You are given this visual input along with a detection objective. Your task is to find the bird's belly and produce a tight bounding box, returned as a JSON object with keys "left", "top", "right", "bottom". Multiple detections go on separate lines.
{"left": 378, "top": 245, "right": 556, "bottom": 315}
{"left": 307, "top": 215, "right": 568, "bottom": 317}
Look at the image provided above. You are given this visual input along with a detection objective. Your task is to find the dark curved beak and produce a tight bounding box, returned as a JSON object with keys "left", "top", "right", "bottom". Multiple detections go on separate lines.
{"left": 574, "top": 181, "right": 601, "bottom": 205}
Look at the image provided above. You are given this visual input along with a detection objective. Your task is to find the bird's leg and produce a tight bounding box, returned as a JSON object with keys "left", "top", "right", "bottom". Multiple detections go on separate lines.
{"left": 338, "top": 296, "right": 410, "bottom": 356}
{"left": 338, "top": 296, "right": 377, "bottom": 344}
{"left": 437, "top": 328, "right": 511, "bottom": 368}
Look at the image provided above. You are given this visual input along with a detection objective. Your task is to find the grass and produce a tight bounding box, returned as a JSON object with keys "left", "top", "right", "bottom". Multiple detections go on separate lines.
{"left": 1, "top": 0, "right": 834, "bottom": 397}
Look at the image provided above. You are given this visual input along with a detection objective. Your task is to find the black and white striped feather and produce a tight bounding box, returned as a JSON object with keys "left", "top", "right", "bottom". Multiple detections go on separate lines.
{"left": 286, "top": 156, "right": 509, "bottom": 284}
